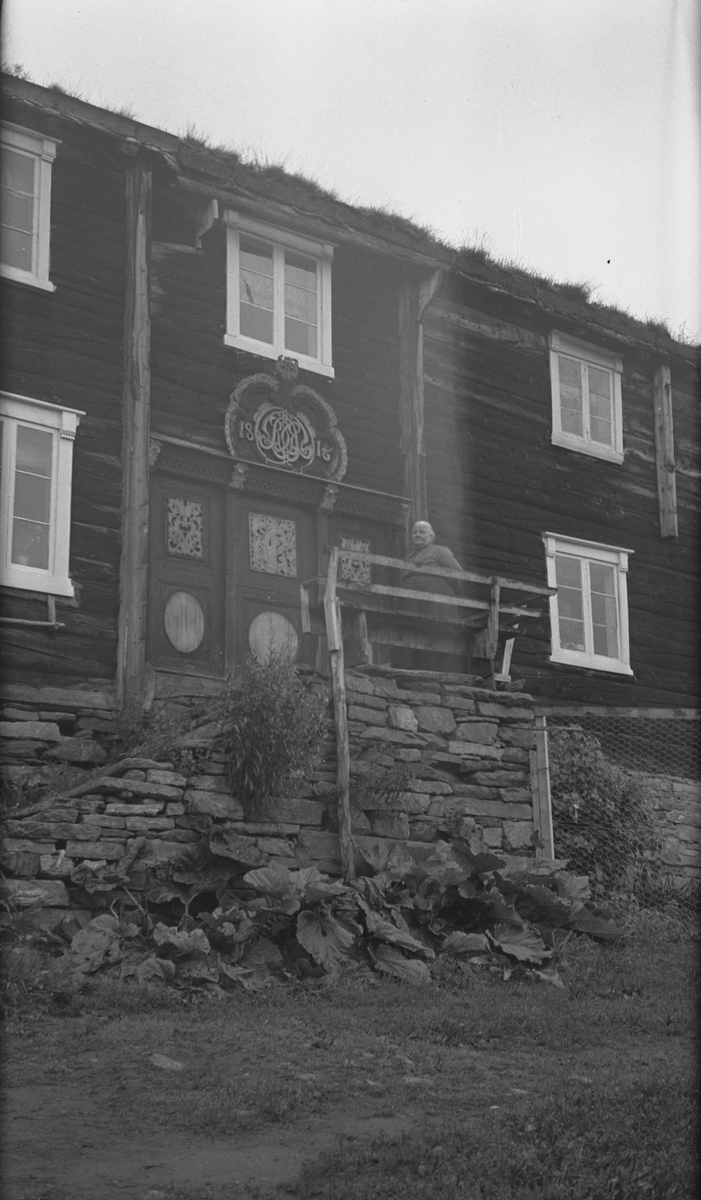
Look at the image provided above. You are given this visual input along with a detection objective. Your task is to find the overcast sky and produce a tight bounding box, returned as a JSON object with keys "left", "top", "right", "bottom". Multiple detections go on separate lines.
{"left": 3, "top": 0, "right": 700, "bottom": 341}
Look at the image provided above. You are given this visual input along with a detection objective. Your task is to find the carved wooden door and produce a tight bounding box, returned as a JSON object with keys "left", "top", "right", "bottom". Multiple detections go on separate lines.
{"left": 230, "top": 495, "right": 316, "bottom": 667}
{"left": 148, "top": 479, "right": 225, "bottom": 676}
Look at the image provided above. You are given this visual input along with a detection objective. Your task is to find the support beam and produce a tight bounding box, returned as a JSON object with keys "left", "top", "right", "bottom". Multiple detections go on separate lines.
{"left": 398, "top": 270, "right": 442, "bottom": 526}
{"left": 117, "top": 159, "right": 152, "bottom": 709}
{"left": 323, "top": 548, "right": 354, "bottom": 880}
{"left": 653, "top": 364, "right": 678, "bottom": 537}
{"left": 530, "top": 715, "right": 554, "bottom": 859}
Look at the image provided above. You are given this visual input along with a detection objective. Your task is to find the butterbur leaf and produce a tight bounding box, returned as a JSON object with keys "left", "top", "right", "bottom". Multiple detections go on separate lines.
{"left": 152, "top": 924, "right": 211, "bottom": 957}
{"left": 441, "top": 931, "right": 489, "bottom": 956}
{"left": 240, "top": 937, "right": 283, "bottom": 968}
{"left": 533, "top": 966, "right": 565, "bottom": 989}
{"left": 136, "top": 956, "right": 176, "bottom": 984}
{"left": 296, "top": 910, "right": 360, "bottom": 970}
{"left": 372, "top": 944, "right": 431, "bottom": 984}
{"left": 70, "top": 925, "right": 122, "bottom": 975}
{"left": 554, "top": 872, "right": 591, "bottom": 903}
{"left": 244, "top": 864, "right": 293, "bottom": 895}
{"left": 88, "top": 914, "right": 120, "bottom": 933}
{"left": 364, "top": 910, "right": 434, "bottom": 959}
{"left": 488, "top": 922, "right": 552, "bottom": 964}
{"left": 566, "top": 908, "right": 623, "bottom": 941}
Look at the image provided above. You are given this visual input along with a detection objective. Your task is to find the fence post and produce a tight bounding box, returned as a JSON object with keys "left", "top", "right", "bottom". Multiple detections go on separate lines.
{"left": 530, "top": 714, "right": 554, "bottom": 858}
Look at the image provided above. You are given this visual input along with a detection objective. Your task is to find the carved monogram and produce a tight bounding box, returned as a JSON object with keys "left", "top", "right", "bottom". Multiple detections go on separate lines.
{"left": 225, "top": 358, "right": 347, "bottom": 482}
{"left": 249, "top": 513, "right": 297, "bottom": 577}
{"left": 166, "top": 498, "right": 204, "bottom": 559}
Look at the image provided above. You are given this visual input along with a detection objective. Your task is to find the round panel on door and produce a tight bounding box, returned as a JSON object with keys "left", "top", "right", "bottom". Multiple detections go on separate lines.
{"left": 164, "top": 591, "right": 205, "bottom": 653}
{"left": 248, "top": 611, "right": 299, "bottom": 663}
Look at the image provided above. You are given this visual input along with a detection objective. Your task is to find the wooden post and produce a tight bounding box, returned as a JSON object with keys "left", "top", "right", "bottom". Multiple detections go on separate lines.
{"left": 117, "top": 158, "right": 152, "bottom": 709}
{"left": 485, "top": 578, "right": 501, "bottom": 689}
{"left": 530, "top": 715, "right": 554, "bottom": 858}
{"left": 653, "top": 364, "right": 678, "bottom": 538}
{"left": 323, "top": 548, "right": 355, "bottom": 880}
{"left": 398, "top": 270, "right": 442, "bottom": 524}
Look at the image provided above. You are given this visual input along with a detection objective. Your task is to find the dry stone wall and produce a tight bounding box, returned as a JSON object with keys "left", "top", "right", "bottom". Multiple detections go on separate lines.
{"left": 0, "top": 668, "right": 537, "bottom": 919}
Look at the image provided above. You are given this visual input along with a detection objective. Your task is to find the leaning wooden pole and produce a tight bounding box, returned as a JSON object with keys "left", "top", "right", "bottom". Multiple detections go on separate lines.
{"left": 117, "top": 154, "right": 152, "bottom": 710}
{"left": 323, "top": 548, "right": 354, "bottom": 880}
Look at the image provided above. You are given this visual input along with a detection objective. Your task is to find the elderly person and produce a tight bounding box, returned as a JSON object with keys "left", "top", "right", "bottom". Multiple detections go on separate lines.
{"left": 401, "top": 521, "right": 463, "bottom": 598}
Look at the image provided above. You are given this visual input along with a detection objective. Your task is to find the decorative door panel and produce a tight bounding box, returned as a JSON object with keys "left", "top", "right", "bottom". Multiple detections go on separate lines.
{"left": 148, "top": 481, "right": 225, "bottom": 675}
{"left": 232, "top": 497, "right": 317, "bottom": 666}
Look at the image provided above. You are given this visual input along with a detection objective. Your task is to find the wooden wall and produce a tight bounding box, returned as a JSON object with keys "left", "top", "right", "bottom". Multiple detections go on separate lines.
{"left": 149, "top": 187, "right": 405, "bottom": 497}
{"left": 0, "top": 111, "right": 126, "bottom": 687}
{"left": 423, "top": 286, "right": 701, "bottom": 708}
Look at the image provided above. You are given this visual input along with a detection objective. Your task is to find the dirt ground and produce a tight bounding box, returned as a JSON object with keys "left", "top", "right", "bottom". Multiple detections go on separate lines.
{"left": 2, "top": 993, "right": 690, "bottom": 1200}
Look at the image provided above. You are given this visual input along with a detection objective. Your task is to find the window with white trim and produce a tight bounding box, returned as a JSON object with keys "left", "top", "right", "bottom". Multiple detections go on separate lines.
{"left": 542, "top": 533, "right": 633, "bottom": 675}
{"left": 1, "top": 123, "right": 58, "bottom": 292}
{"left": 549, "top": 332, "right": 623, "bottom": 462}
{"left": 224, "top": 211, "right": 334, "bottom": 377}
{"left": 0, "top": 393, "right": 83, "bottom": 596}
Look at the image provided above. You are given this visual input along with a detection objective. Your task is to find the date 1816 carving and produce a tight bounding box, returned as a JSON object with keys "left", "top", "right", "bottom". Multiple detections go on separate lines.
{"left": 225, "top": 357, "right": 347, "bottom": 481}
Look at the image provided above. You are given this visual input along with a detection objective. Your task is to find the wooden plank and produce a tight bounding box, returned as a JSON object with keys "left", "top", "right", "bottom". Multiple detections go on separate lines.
{"left": 323, "top": 550, "right": 354, "bottom": 880}
{"left": 339, "top": 582, "right": 545, "bottom": 618}
{"left": 116, "top": 159, "right": 152, "bottom": 709}
{"left": 333, "top": 550, "right": 554, "bottom": 595}
{"left": 153, "top": 670, "right": 224, "bottom": 698}
{"left": 531, "top": 716, "right": 554, "bottom": 858}
{"left": 0, "top": 682, "right": 116, "bottom": 709}
{"left": 653, "top": 364, "right": 678, "bottom": 537}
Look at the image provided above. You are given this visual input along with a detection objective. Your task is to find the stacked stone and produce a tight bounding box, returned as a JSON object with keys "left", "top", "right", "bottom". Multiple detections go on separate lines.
{"left": 293, "top": 667, "right": 537, "bottom": 874}
{"left": 635, "top": 773, "right": 701, "bottom": 887}
{"left": 0, "top": 703, "right": 113, "bottom": 796}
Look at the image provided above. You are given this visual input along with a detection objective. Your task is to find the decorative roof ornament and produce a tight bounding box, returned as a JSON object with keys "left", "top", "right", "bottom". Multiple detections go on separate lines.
{"left": 225, "top": 357, "right": 348, "bottom": 481}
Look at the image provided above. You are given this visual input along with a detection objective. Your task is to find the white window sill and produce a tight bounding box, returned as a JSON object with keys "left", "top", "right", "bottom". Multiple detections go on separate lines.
{"left": 551, "top": 433, "right": 623, "bottom": 464}
{"left": 0, "top": 568, "right": 75, "bottom": 597}
{"left": 549, "top": 650, "right": 633, "bottom": 675}
{"left": 224, "top": 334, "right": 335, "bottom": 379}
{"left": 0, "top": 266, "right": 56, "bottom": 293}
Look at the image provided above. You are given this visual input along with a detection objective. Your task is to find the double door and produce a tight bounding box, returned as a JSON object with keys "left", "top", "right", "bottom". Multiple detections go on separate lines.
{"left": 148, "top": 478, "right": 317, "bottom": 676}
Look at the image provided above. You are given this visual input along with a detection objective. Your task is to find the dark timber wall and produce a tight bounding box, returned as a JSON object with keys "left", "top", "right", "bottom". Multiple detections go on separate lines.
{"left": 0, "top": 109, "right": 126, "bottom": 689}
{"left": 423, "top": 284, "right": 701, "bottom": 708}
{"left": 150, "top": 188, "right": 405, "bottom": 498}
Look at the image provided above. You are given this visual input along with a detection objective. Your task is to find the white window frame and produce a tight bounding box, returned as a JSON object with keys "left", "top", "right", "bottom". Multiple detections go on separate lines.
{"left": 224, "top": 210, "right": 334, "bottom": 378}
{"left": 549, "top": 331, "right": 623, "bottom": 463}
{"left": 542, "top": 532, "right": 634, "bottom": 675}
{"left": 1, "top": 122, "right": 59, "bottom": 292}
{"left": 0, "top": 392, "right": 83, "bottom": 597}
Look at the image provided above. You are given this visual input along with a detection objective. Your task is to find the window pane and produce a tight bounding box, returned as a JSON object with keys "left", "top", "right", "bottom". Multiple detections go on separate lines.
{"left": 2, "top": 190, "right": 35, "bottom": 234}
{"left": 558, "top": 356, "right": 583, "bottom": 437}
{"left": 590, "top": 416, "right": 613, "bottom": 445}
{"left": 14, "top": 472, "right": 51, "bottom": 522}
{"left": 555, "top": 554, "right": 582, "bottom": 589}
{"left": 1, "top": 148, "right": 35, "bottom": 194}
{"left": 588, "top": 366, "right": 611, "bottom": 401}
{"left": 284, "top": 283, "right": 316, "bottom": 323}
{"left": 555, "top": 555, "right": 585, "bottom": 650}
{"left": 240, "top": 236, "right": 273, "bottom": 277}
{"left": 590, "top": 562, "right": 619, "bottom": 657}
{"left": 240, "top": 269, "right": 273, "bottom": 310}
{"left": 285, "top": 251, "right": 316, "bottom": 291}
{"left": 285, "top": 316, "right": 317, "bottom": 357}
{"left": 1, "top": 224, "right": 33, "bottom": 270}
{"left": 240, "top": 303, "right": 273, "bottom": 343}
{"left": 12, "top": 519, "right": 50, "bottom": 569}
{"left": 16, "top": 426, "right": 52, "bottom": 476}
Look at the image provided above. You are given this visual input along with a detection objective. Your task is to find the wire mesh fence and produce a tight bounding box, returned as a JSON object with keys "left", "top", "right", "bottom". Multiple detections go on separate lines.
{"left": 545, "top": 715, "right": 700, "bottom": 919}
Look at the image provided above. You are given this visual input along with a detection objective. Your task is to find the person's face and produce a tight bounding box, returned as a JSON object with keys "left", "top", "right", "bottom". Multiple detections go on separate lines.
{"left": 412, "top": 523, "right": 434, "bottom": 548}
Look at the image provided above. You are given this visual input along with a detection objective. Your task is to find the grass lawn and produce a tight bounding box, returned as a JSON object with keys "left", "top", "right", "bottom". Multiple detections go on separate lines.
{"left": 1, "top": 914, "right": 698, "bottom": 1200}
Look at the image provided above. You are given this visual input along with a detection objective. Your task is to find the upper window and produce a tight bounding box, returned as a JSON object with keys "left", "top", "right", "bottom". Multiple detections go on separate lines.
{"left": 1, "top": 123, "right": 58, "bottom": 292}
{"left": 224, "top": 211, "right": 334, "bottom": 377}
{"left": 549, "top": 332, "right": 623, "bottom": 463}
{"left": 0, "top": 393, "right": 83, "bottom": 596}
{"left": 542, "top": 533, "right": 633, "bottom": 675}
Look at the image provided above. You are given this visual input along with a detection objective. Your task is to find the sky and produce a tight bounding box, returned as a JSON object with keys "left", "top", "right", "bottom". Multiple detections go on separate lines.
{"left": 3, "top": 0, "right": 700, "bottom": 341}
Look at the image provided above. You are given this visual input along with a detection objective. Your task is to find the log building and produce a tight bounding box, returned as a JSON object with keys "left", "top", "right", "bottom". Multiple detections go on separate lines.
{"left": 1, "top": 75, "right": 699, "bottom": 882}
